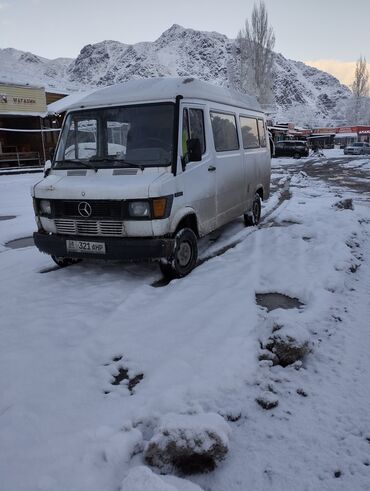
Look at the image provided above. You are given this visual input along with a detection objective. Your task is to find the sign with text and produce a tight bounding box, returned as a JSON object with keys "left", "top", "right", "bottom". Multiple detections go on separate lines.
{"left": 0, "top": 84, "right": 47, "bottom": 116}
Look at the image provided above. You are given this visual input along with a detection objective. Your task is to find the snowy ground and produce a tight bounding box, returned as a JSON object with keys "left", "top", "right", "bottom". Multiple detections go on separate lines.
{"left": 0, "top": 154, "right": 370, "bottom": 491}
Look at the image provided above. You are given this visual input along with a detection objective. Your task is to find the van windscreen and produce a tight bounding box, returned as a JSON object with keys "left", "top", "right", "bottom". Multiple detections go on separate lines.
{"left": 54, "top": 103, "right": 175, "bottom": 169}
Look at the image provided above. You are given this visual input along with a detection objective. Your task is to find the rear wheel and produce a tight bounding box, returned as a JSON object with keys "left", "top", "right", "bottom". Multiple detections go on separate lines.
{"left": 244, "top": 193, "right": 261, "bottom": 227}
{"left": 159, "top": 228, "right": 198, "bottom": 279}
{"left": 51, "top": 256, "right": 81, "bottom": 268}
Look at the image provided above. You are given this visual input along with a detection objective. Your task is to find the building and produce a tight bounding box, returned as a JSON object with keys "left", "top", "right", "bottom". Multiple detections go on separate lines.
{"left": 0, "top": 82, "right": 66, "bottom": 167}
{"left": 268, "top": 122, "right": 370, "bottom": 150}
{"left": 334, "top": 125, "right": 370, "bottom": 148}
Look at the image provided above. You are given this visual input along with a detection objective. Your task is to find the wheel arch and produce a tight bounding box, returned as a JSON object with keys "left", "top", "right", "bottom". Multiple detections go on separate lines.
{"left": 170, "top": 207, "right": 200, "bottom": 237}
{"left": 256, "top": 186, "right": 264, "bottom": 201}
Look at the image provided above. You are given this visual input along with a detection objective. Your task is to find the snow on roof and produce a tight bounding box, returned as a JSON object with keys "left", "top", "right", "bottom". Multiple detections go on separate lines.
{"left": 63, "top": 77, "right": 262, "bottom": 113}
{"left": 47, "top": 89, "right": 96, "bottom": 115}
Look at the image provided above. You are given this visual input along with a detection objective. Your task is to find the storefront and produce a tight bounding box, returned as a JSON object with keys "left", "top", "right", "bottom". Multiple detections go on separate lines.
{"left": 268, "top": 122, "right": 311, "bottom": 143}
{"left": 0, "top": 83, "right": 65, "bottom": 167}
{"left": 312, "top": 126, "right": 370, "bottom": 149}
{"left": 307, "top": 128, "right": 336, "bottom": 149}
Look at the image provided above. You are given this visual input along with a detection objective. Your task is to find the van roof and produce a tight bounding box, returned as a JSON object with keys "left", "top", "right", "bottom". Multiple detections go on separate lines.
{"left": 65, "top": 77, "right": 262, "bottom": 114}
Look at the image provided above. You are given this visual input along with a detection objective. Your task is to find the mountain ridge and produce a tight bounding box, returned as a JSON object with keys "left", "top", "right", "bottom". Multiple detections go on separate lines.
{"left": 0, "top": 24, "right": 351, "bottom": 125}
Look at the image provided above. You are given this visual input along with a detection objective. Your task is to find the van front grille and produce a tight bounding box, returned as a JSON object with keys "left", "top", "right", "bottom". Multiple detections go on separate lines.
{"left": 54, "top": 219, "right": 124, "bottom": 237}
{"left": 53, "top": 200, "right": 124, "bottom": 219}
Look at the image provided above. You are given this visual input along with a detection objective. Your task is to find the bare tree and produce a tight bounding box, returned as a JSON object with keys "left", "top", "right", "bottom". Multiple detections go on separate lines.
{"left": 232, "top": 1, "right": 275, "bottom": 105}
{"left": 347, "top": 56, "right": 370, "bottom": 124}
{"left": 352, "top": 56, "right": 369, "bottom": 98}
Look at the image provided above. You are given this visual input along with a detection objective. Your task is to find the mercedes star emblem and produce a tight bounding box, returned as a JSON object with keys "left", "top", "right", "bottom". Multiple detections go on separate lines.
{"left": 78, "top": 201, "right": 92, "bottom": 218}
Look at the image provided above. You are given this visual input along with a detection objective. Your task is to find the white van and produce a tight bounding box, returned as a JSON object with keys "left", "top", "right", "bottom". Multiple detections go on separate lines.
{"left": 32, "top": 77, "right": 271, "bottom": 278}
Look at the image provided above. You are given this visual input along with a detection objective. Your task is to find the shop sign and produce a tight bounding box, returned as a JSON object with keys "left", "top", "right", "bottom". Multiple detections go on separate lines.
{"left": 0, "top": 84, "right": 47, "bottom": 115}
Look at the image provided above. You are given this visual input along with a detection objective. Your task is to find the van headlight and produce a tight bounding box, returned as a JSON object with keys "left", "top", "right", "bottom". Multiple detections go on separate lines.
{"left": 39, "top": 199, "right": 51, "bottom": 215}
{"left": 128, "top": 201, "right": 150, "bottom": 218}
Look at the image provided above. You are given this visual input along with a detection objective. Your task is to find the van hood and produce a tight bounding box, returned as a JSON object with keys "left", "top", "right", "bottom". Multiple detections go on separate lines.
{"left": 33, "top": 169, "right": 167, "bottom": 200}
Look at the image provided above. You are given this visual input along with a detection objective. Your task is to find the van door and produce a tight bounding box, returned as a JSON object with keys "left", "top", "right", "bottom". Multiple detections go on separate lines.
{"left": 209, "top": 110, "right": 245, "bottom": 227}
{"left": 181, "top": 105, "right": 217, "bottom": 235}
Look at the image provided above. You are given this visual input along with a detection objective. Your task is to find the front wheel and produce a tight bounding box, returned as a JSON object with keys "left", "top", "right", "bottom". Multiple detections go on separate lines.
{"left": 51, "top": 256, "right": 81, "bottom": 268}
{"left": 159, "top": 228, "right": 198, "bottom": 279}
{"left": 244, "top": 193, "right": 261, "bottom": 227}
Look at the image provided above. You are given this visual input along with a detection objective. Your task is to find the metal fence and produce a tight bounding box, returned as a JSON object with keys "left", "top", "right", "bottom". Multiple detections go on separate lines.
{"left": 0, "top": 151, "right": 41, "bottom": 168}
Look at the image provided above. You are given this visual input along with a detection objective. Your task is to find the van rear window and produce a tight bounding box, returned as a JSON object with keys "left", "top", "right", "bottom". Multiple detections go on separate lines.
{"left": 240, "top": 116, "right": 259, "bottom": 149}
{"left": 210, "top": 111, "right": 239, "bottom": 152}
{"left": 258, "top": 119, "right": 267, "bottom": 147}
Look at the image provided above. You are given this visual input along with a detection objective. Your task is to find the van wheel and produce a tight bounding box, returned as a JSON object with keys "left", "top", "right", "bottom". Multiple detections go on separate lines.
{"left": 244, "top": 193, "right": 261, "bottom": 226}
{"left": 159, "top": 228, "right": 198, "bottom": 279}
{"left": 51, "top": 256, "right": 81, "bottom": 268}
{"left": 293, "top": 152, "right": 301, "bottom": 159}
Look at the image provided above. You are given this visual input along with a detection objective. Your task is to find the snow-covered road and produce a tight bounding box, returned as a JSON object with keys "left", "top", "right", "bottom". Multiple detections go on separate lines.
{"left": 0, "top": 153, "right": 369, "bottom": 491}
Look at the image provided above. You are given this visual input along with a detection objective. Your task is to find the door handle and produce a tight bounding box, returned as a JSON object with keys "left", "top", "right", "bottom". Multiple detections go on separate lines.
{"left": 208, "top": 165, "right": 216, "bottom": 172}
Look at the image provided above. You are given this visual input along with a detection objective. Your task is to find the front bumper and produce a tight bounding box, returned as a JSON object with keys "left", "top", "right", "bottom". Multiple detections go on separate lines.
{"left": 33, "top": 232, "right": 175, "bottom": 262}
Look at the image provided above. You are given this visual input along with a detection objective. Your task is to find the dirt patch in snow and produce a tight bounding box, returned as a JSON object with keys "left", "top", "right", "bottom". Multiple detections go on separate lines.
{"left": 104, "top": 356, "right": 144, "bottom": 395}
{"left": 145, "top": 413, "right": 230, "bottom": 475}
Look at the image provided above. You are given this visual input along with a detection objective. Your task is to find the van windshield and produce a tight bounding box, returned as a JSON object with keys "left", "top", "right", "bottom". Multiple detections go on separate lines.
{"left": 54, "top": 103, "right": 175, "bottom": 169}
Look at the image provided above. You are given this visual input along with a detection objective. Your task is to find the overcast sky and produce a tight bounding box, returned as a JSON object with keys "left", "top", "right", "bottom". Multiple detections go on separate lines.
{"left": 0, "top": 0, "right": 368, "bottom": 82}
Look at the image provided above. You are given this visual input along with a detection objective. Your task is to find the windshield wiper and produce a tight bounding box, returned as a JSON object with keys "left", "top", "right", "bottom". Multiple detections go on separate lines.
{"left": 54, "top": 159, "right": 97, "bottom": 171}
{"left": 88, "top": 157, "right": 145, "bottom": 170}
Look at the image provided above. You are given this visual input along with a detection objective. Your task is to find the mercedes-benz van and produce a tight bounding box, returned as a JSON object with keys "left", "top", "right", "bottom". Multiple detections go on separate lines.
{"left": 32, "top": 77, "right": 271, "bottom": 278}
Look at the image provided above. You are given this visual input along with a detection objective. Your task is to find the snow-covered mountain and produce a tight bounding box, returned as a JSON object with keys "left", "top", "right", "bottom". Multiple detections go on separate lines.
{"left": 0, "top": 24, "right": 351, "bottom": 124}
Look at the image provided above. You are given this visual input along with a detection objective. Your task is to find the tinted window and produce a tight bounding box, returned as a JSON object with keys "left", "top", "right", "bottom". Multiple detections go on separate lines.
{"left": 240, "top": 116, "right": 259, "bottom": 149}
{"left": 258, "top": 119, "right": 267, "bottom": 147}
{"left": 210, "top": 112, "right": 239, "bottom": 152}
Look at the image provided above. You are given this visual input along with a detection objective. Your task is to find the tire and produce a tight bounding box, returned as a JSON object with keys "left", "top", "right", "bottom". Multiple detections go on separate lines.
{"left": 293, "top": 152, "right": 301, "bottom": 159}
{"left": 244, "top": 193, "right": 262, "bottom": 227}
{"left": 159, "top": 228, "right": 198, "bottom": 279}
{"left": 51, "top": 256, "right": 81, "bottom": 268}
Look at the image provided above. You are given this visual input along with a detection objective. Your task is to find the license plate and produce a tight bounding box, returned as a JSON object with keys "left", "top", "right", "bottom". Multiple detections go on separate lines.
{"left": 66, "top": 239, "right": 106, "bottom": 254}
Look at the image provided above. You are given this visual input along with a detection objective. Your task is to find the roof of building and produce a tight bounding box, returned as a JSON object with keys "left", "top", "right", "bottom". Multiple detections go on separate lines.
{"left": 55, "top": 77, "right": 262, "bottom": 114}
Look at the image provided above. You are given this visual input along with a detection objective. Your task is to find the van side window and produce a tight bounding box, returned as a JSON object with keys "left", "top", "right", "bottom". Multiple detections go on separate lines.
{"left": 182, "top": 109, "right": 190, "bottom": 155}
{"left": 182, "top": 108, "right": 206, "bottom": 156}
{"left": 189, "top": 109, "right": 206, "bottom": 154}
{"left": 210, "top": 111, "right": 239, "bottom": 152}
{"left": 240, "top": 116, "right": 259, "bottom": 149}
{"left": 258, "top": 119, "right": 267, "bottom": 147}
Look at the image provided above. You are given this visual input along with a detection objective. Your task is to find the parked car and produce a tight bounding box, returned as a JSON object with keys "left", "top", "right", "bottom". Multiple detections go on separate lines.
{"left": 344, "top": 142, "right": 370, "bottom": 155}
{"left": 31, "top": 77, "right": 271, "bottom": 278}
{"left": 273, "top": 140, "right": 309, "bottom": 159}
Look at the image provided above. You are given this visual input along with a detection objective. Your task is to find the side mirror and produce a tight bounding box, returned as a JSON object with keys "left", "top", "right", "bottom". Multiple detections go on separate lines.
{"left": 44, "top": 159, "right": 52, "bottom": 177}
{"left": 187, "top": 138, "right": 202, "bottom": 162}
